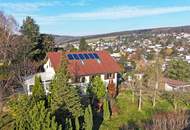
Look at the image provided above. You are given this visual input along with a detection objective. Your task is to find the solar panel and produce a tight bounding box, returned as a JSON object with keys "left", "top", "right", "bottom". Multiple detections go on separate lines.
{"left": 78, "top": 54, "right": 85, "bottom": 60}
{"left": 93, "top": 53, "right": 99, "bottom": 59}
{"left": 73, "top": 54, "right": 80, "bottom": 60}
{"left": 88, "top": 53, "right": 95, "bottom": 59}
{"left": 67, "top": 54, "right": 74, "bottom": 60}
{"left": 83, "top": 53, "right": 90, "bottom": 59}
{"left": 68, "top": 53, "right": 99, "bottom": 60}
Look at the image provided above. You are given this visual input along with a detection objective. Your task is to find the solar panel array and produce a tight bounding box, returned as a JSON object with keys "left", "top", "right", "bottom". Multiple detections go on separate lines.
{"left": 67, "top": 53, "right": 100, "bottom": 60}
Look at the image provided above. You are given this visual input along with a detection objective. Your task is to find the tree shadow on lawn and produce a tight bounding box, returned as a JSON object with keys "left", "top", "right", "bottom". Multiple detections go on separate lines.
{"left": 93, "top": 109, "right": 103, "bottom": 130}
{"left": 92, "top": 99, "right": 103, "bottom": 130}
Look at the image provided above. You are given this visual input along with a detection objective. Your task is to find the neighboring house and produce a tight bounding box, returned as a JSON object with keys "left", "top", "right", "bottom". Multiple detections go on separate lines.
{"left": 111, "top": 53, "right": 121, "bottom": 61}
{"left": 134, "top": 73, "right": 144, "bottom": 80}
{"left": 185, "top": 55, "right": 190, "bottom": 63}
{"left": 24, "top": 72, "right": 54, "bottom": 95}
{"left": 24, "top": 51, "right": 121, "bottom": 95}
{"left": 164, "top": 78, "right": 190, "bottom": 91}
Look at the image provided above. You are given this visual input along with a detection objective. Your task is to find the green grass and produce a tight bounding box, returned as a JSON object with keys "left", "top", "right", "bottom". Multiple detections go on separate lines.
{"left": 0, "top": 112, "right": 13, "bottom": 130}
{"left": 99, "top": 90, "right": 189, "bottom": 130}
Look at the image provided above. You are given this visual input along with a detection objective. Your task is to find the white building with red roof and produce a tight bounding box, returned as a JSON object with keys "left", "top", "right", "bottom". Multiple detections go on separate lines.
{"left": 164, "top": 78, "right": 190, "bottom": 91}
{"left": 24, "top": 51, "right": 122, "bottom": 95}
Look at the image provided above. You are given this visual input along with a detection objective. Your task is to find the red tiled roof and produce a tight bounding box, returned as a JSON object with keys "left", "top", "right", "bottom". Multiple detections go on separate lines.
{"left": 47, "top": 51, "right": 121, "bottom": 76}
{"left": 163, "top": 78, "right": 188, "bottom": 88}
{"left": 47, "top": 52, "right": 62, "bottom": 71}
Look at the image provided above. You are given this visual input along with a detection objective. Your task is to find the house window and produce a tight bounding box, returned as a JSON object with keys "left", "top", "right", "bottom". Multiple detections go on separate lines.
{"left": 81, "top": 77, "right": 86, "bottom": 83}
{"left": 90, "top": 75, "right": 95, "bottom": 81}
{"left": 29, "top": 85, "right": 33, "bottom": 93}
{"left": 74, "top": 77, "right": 80, "bottom": 83}
{"left": 73, "top": 76, "right": 86, "bottom": 83}
{"left": 105, "top": 73, "right": 115, "bottom": 80}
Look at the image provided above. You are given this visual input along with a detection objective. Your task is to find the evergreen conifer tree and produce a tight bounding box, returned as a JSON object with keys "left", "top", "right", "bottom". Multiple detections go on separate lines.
{"left": 75, "top": 117, "right": 80, "bottom": 130}
{"left": 79, "top": 38, "right": 91, "bottom": 51}
{"left": 30, "top": 101, "right": 61, "bottom": 130}
{"left": 65, "top": 118, "right": 73, "bottom": 130}
{"left": 103, "top": 98, "right": 110, "bottom": 121}
{"left": 84, "top": 105, "right": 93, "bottom": 130}
{"left": 91, "top": 76, "right": 106, "bottom": 100}
{"left": 32, "top": 76, "right": 45, "bottom": 101}
{"left": 9, "top": 78, "right": 60, "bottom": 130}
{"left": 49, "top": 53, "right": 83, "bottom": 117}
{"left": 13, "top": 101, "right": 61, "bottom": 130}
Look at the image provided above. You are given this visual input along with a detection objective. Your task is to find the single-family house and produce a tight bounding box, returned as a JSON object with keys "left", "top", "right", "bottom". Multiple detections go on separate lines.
{"left": 24, "top": 51, "right": 121, "bottom": 95}
{"left": 164, "top": 78, "right": 190, "bottom": 91}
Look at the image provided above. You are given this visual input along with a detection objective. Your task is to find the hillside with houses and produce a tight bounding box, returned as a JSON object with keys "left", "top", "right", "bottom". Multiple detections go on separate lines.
{"left": 57, "top": 27, "right": 190, "bottom": 65}
{"left": 1, "top": 11, "right": 190, "bottom": 130}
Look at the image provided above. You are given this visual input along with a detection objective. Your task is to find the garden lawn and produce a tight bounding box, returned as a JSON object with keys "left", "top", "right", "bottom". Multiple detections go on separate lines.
{"left": 99, "top": 90, "right": 187, "bottom": 130}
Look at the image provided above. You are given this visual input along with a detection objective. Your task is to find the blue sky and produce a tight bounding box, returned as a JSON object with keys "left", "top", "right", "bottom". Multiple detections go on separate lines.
{"left": 0, "top": 0, "right": 190, "bottom": 36}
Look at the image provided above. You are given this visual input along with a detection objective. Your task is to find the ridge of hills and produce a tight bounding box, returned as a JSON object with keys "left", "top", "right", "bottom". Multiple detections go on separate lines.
{"left": 53, "top": 25, "right": 190, "bottom": 44}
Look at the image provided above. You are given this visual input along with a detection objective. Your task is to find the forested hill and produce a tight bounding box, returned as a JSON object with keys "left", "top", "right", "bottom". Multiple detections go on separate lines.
{"left": 53, "top": 25, "right": 190, "bottom": 44}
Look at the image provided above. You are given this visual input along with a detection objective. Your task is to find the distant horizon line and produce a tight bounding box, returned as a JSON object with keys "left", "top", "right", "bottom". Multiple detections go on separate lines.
{"left": 44, "top": 24, "right": 190, "bottom": 37}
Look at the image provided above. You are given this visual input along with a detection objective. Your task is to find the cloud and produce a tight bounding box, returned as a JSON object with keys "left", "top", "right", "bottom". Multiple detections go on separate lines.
{"left": 8, "top": 5, "right": 190, "bottom": 27}
{"left": 0, "top": 0, "right": 91, "bottom": 13}
{"left": 51, "top": 6, "right": 190, "bottom": 20}
{"left": 0, "top": 1, "right": 62, "bottom": 12}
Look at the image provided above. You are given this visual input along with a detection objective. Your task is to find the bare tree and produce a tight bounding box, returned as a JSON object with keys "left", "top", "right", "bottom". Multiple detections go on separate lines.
{"left": 0, "top": 12, "right": 18, "bottom": 108}
{"left": 152, "top": 56, "right": 162, "bottom": 107}
{"left": 0, "top": 12, "right": 36, "bottom": 107}
{"left": 0, "top": 11, "right": 18, "bottom": 62}
{"left": 145, "top": 110, "right": 190, "bottom": 130}
{"left": 136, "top": 78, "right": 143, "bottom": 111}
{"left": 144, "top": 56, "right": 163, "bottom": 108}
{"left": 128, "top": 80, "right": 136, "bottom": 103}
